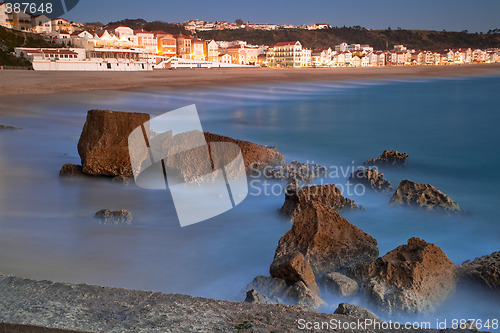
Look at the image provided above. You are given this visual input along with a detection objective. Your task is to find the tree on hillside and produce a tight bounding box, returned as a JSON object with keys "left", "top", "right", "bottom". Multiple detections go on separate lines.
{"left": 235, "top": 19, "right": 244, "bottom": 25}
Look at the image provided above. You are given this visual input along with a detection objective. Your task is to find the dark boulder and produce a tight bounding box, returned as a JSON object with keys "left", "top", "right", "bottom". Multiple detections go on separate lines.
{"left": 457, "top": 251, "right": 500, "bottom": 294}
{"left": 390, "top": 180, "right": 460, "bottom": 212}
{"left": 280, "top": 184, "right": 360, "bottom": 218}
{"left": 95, "top": 209, "right": 133, "bottom": 225}
{"left": 364, "top": 150, "right": 408, "bottom": 166}
{"left": 348, "top": 168, "right": 392, "bottom": 192}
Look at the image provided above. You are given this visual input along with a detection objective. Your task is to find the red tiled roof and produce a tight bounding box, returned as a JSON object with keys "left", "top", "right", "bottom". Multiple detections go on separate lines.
{"left": 273, "top": 41, "right": 299, "bottom": 47}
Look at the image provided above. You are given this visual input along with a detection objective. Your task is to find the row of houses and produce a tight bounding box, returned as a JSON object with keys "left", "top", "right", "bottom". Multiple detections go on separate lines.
{"left": 266, "top": 41, "right": 500, "bottom": 67}
{"left": 183, "top": 19, "right": 329, "bottom": 32}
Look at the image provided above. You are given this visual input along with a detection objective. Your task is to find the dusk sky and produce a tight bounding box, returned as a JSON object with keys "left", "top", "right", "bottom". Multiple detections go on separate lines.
{"left": 64, "top": 0, "right": 500, "bottom": 33}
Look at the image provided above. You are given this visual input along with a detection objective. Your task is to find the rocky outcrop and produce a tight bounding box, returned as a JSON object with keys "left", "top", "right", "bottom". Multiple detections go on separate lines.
{"left": 280, "top": 184, "right": 360, "bottom": 218}
{"left": 111, "top": 175, "right": 134, "bottom": 185}
{"left": 204, "top": 132, "right": 284, "bottom": 173}
{"left": 364, "top": 150, "right": 408, "bottom": 166}
{"left": 284, "top": 281, "right": 326, "bottom": 309}
{"left": 78, "top": 110, "right": 150, "bottom": 177}
{"left": 5, "top": 274, "right": 468, "bottom": 333}
{"left": 241, "top": 276, "right": 287, "bottom": 304}
{"left": 322, "top": 272, "right": 359, "bottom": 297}
{"left": 349, "top": 168, "right": 392, "bottom": 192}
{"left": 274, "top": 202, "right": 378, "bottom": 276}
{"left": 348, "top": 237, "right": 456, "bottom": 314}
{"left": 457, "top": 251, "right": 500, "bottom": 293}
{"left": 95, "top": 209, "right": 133, "bottom": 225}
{"left": 270, "top": 252, "right": 319, "bottom": 294}
{"left": 59, "top": 164, "right": 87, "bottom": 177}
{"left": 390, "top": 180, "right": 460, "bottom": 212}
{"left": 333, "top": 303, "right": 381, "bottom": 321}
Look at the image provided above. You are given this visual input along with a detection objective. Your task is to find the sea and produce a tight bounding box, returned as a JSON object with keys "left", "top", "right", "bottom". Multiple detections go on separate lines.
{"left": 0, "top": 74, "right": 499, "bottom": 329}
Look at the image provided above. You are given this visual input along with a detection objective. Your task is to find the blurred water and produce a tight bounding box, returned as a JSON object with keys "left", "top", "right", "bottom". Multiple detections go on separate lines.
{"left": 0, "top": 75, "right": 499, "bottom": 329}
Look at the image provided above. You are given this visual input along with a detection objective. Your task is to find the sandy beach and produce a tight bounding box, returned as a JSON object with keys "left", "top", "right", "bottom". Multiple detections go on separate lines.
{"left": 1, "top": 64, "right": 500, "bottom": 97}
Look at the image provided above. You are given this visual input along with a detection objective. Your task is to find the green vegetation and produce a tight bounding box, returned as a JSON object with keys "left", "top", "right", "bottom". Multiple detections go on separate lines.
{"left": 197, "top": 26, "right": 500, "bottom": 50}
{"left": 0, "top": 26, "right": 53, "bottom": 66}
{"left": 106, "top": 18, "right": 190, "bottom": 35}
{"left": 234, "top": 320, "right": 253, "bottom": 331}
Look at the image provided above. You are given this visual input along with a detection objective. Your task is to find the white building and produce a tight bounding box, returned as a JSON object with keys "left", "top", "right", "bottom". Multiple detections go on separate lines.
{"left": 266, "top": 41, "right": 302, "bottom": 67}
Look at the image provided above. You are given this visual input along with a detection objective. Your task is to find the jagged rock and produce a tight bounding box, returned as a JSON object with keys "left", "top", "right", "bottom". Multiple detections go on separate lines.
{"left": 457, "top": 251, "right": 500, "bottom": 294}
{"left": 274, "top": 202, "right": 378, "bottom": 277}
{"left": 59, "top": 164, "right": 87, "bottom": 177}
{"left": 284, "top": 281, "right": 326, "bottom": 309}
{"left": 240, "top": 276, "right": 287, "bottom": 304}
{"left": 280, "top": 184, "right": 361, "bottom": 218}
{"left": 323, "top": 272, "right": 359, "bottom": 297}
{"left": 364, "top": 150, "right": 408, "bottom": 166}
{"left": 204, "top": 132, "right": 284, "bottom": 173}
{"left": 390, "top": 180, "right": 460, "bottom": 212}
{"left": 244, "top": 289, "right": 273, "bottom": 304}
{"left": 333, "top": 303, "right": 381, "bottom": 321}
{"left": 348, "top": 237, "right": 456, "bottom": 314}
{"left": 0, "top": 125, "right": 21, "bottom": 130}
{"left": 111, "top": 175, "right": 134, "bottom": 185}
{"left": 270, "top": 252, "right": 319, "bottom": 294}
{"left": 95, "top": 209, "right": 133, "bottom": 225}
{"left": 78, "top": 110, "right": 150, "bottom": 177}
{"left": 264, "top": 161, "right": 328, "bottom": 184}
{"left": 348, "top": 168, "right": 392, "bottom": 192}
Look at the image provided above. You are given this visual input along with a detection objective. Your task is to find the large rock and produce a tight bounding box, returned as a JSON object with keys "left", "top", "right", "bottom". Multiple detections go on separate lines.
{"left": 348, "top": 168, "right": 392, "bottom": 192}
{"left": 364, "top": 150, "right": 408, "bottom": 166}
{"left": 284, "top": 281, "right": 326, "bottom": 309}
{"left": 274, "top": 202, "right": 378, "bottom": 277}
{"left": 241, "top": 276, "right": 287, "bottom": 304}
{"left": 78, "top": 110, "right": 150, "bottom": 177}
{"left": 349, "top": 237, "right": 456, "bottom": 314}
{"left": 280, "top": 184, "right": 360, "bottom": 218}
{"left": 204, "top": 132, "right": 284, "bottom": 173}
{"left": 244, "top": 289, "right": 274, "bottom": 304}
{"left": 390, "top": 180, "right": 460, "bottom": 212}
{"left": 457, "top": 251, "right": 500, "bottom": 294}
{"left": 333, "top": 303, "right": 381, "bottom": 321}
{"left": 323, "top": 272, "right": 359, "bottom": 297}
{"left": 270, "top": 252, "right": 319, "bottom": 294}
{"left": 0, "top": 124, "right": 21, "bottom": 130}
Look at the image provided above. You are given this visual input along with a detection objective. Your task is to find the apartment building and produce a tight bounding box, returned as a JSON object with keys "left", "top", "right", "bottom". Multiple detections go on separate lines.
{"left": 266, "top": 41, "right": 302, "bottom": 67}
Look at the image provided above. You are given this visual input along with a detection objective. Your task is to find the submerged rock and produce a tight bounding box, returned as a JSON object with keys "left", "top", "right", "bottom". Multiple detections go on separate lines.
{"left": 274, "top": 202, "right": 378, "bottom": 277}
{"left": 244, "top": 289, "right": 273, "bottom": 304}
{"left": 78, "top": 110, "right": 150, "bottom": 177}
{"left": 364, "top": 150, "right": 408, "bottom": 166}
{"left": 95, "top": 209, "right": 133, "bottom": 225}
{"left": 270, "top": 252, "right": 319, "bottom": 294}
{"left": 348, "top": 237, "right": 456, "bottom": 314}
{"left": 241, "top": 276, "right": 287, "bottom": 304}
{"left": 457, "top": 251, "right": 500, "bottom": 294}
{"left": 333, "top": 303, "right": 381, "bottom": 321}
{"left": 390, "top": 180, "right": 460, "bottom": 212}
{"left": 111, "top": 175, "right": 134, "bottom": 185}
{"left": 322, "top": 272, "right": 359, "bottom": 297}
{"left": 280, "top": 184, "right": 360, "bottom": 218}
{"left": 284, "top": 281, "right": 326, "bottom": 309}
{"left": 59, "top": 164, "right": 87, "bottom": 177}
{"left": 348, "top": 168, "right": 392, "bottom": 192}
{"left": 0, "top": 125, "right": 21, "bottom": 130}
{"left": 264, "top": 160, "right": 328, "bottom": 184}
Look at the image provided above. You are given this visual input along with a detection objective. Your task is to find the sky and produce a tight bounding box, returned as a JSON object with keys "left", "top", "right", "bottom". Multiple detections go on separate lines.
{"left": 64, "top": 0, "right": 500, "bottom": 33}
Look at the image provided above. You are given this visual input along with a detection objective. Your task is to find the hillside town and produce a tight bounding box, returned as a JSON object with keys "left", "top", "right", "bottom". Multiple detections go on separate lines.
{"left": 1, "top": 4, "right": 499, "bottom": 70}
